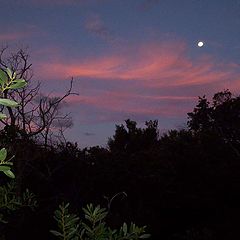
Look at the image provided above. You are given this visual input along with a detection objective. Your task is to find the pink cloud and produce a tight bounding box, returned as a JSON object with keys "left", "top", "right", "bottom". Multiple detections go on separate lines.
{"left": 61, "top": 91, "right": 196, "bottom": 123}
{"left": 22, "top": 0, "right": 78, "bottom": 4}
{"left": 20, "top": 0, "right": 106, "bottom": 6}
{"left": 34, "top": 40, "right": 240, "bottom": 124}
{"left": 37, "top": 41, "right": 240, "bottom": 88}
{"left": 0, "top": 32, "right": 26, "bottom": 41}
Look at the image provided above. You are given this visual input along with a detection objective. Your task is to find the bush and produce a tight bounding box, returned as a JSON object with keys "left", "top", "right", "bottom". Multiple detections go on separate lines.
{"left": 51, "top": 202, "right": 151, "bottom": 240}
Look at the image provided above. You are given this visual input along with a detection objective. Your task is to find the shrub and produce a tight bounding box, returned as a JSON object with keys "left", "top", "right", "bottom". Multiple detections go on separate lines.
{"left": 51, "top": 202, "right": 151, "bottom": 240}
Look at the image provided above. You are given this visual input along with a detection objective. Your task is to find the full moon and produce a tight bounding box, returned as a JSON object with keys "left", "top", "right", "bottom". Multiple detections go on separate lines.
{"left": 197, "top": 41, "right": 204, "bottom": 47}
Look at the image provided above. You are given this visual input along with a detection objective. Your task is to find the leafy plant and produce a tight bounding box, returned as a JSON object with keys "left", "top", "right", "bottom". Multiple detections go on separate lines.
{"left": 0, "top": 67, "right": 37, "bottom": 240}
{"left": 0, "top": 148, "right": 15, "bottom": 178}
{"left": 50, "top": 203, "right": 80, "bottom": 240}
{"left": 0, "top": 181, "right": 37, "bottom": 223}
{"left": 0, "top": 67, "right": 27, "bottom": 178}
{"left": 51, "top": 203, "right": 151, "bottom": 240}
{"left": 0, "top": 68, "right": 26, "bottom": 108}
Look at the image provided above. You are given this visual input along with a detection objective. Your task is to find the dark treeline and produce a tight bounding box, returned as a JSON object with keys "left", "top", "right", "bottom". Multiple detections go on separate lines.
{"left": 1, "top": 89, "right": 240, "bottom": 239}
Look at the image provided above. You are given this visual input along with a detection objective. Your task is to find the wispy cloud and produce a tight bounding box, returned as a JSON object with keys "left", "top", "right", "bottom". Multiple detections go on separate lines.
{"left": 84, "top": 14, "right": 115, "bottom": 42}
{"left": 37, "top": 41, "right": 240, "bottom": 88}
{"left": 29, "top": 0, "right": 109, "bottom": 5}
{"left": 138, "top": 0, "right": 160, "bottom": 11}
{"left": 35, "top": 40, "right": 240, "bottom": 124}
{"left": 65, "top": 92, "right": 196, "bottom": 117}
{"left": 0, "top": 32, "right": 27, "bottom": 41}
{"left": 19, "top": 0, "right": 81, "bottom": 5}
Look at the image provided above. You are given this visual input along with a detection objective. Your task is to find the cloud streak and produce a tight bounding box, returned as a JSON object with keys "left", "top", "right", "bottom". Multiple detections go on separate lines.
{"left": 35, "top": 40, "right": 240, "bottom": 124}
{"left": 16, "top": 0, "right": 83, "bottom": 5}
{"left": 38, "top": 41, "right": 240, "bottom": 87}
{"left": 0, "top": 32, "right": 27, "bottom": 41}
{"left": 138, "top": 0, "right": 160, "bottom": 11}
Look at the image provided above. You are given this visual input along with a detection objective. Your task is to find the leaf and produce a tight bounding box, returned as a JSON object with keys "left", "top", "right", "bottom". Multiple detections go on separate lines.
{"left": 0, "top": 113, "right": 7, "bottom": 119}
{"left": 9, "top": 79, "right": 27, "bottom": 89}
{"left": 139, "top": 234, "right": 151, "bottom": 239}
{"left": 0, "top": 69, "right": 8, "bottom": 85}
{"left": 3, "top": 162, "right": 13, "bottom": 166}
{"left": 6, "top": 68, "right": 12, "bottom": 79}
{"left": 122, "top": 223, "right": 127, "bottom": 236}
{"left": 67, "top": 227, "right": 78, "bottom": 237}
{"left": 0, "top": 213, "right": 8, "bottom": 224}
{"left": 49, "top": 230, "right": 63, "bottom": 237}
{"left": 82, "top": 222, "right": 93, "bottom": 233}
{"left": 0, "top": 98, "right": 19, "bottom": 107}
{"left": 3, "top": 170, "right": 15, "bottom": 178}
{"left": 13, "top": 71, "right": 16, "bottom": 79}
{"left": 0, "top": 166, "right": 11, "bottom": 171}
{"left": 0, "top": 148, "right": 7, "bottom": 161}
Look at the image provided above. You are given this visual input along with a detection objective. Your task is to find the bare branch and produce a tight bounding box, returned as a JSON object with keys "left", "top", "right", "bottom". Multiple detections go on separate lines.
{"left": 0, "top": 47, "right": 78, "bottom": 145}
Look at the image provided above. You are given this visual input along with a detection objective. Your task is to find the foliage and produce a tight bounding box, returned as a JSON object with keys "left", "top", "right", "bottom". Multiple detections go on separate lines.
{"left": 0, "top": 181, "right": 37, "bottom": 223}
{"left": 1, "top": 85, "right": 239, "bottom": 239}
{"left": 0, "top": 148, "right": 14, "bottom": 178}
{"left": 187, "top": 95, "right": 212, "bottom": 132}
{"left": 0, "top": 67, "right": 26, "bottom": 108}
{"left": 0, "top": 67, "right": 37, "bottom": 240}
{"left": 0, "top": 67, "right": 27, "bottom": 178}
{"left": 108, "top": 119, "right": 158, "bottom": 153}
{"left": 187, "top": 89, "right": 239, "bottom": 135}
{"left": 51, "top": 203, "right": 150, "bottom": 240}
{"left": 50, "top": 203, "right": 80, "bottom": 240}
{"left": 187, "top": 89, "right": 240, "bottom": 156}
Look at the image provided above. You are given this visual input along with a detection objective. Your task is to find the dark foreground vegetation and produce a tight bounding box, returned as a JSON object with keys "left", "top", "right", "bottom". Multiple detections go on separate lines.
{"left": 1, "top": 87, "right": 240, "bottom": 239}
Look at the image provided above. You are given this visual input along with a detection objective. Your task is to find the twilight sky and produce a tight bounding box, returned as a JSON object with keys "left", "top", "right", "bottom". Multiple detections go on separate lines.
{"left": 1, "top": 0, "right": 240, "bottom": 147}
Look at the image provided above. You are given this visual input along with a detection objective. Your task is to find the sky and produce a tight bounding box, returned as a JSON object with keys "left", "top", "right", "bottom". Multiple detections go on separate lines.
{"left": 1, "top": 0, "right": 240, "bottom": 147}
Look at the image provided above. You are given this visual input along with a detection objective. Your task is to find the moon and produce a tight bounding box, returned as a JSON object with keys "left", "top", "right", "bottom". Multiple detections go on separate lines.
{"left": 197, "top": 41, "right": 204, "bottom": 47}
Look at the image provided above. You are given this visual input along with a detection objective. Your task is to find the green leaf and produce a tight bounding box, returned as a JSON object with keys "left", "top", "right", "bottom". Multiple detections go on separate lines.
{"left": 0, "top": 213, "right": 8, "bottom": 224}
{"left": 0, "top": 98, "right": 19, "bottom": 107}
{"left": 0, "top": 113, "right": 7, "bottom": 119}
{"left": 0, "top": 69, "right": 8, "bottom": 85}
{"left": 122, "top": 223, "right": 127, "bottom": 236}
{"left": 49, "top": 230, "right": 63, "bottom": 237}
{"left": 9, "top": 79, "right": 27, "bottom": 89}
{"left": 0, "top": 166, "right": 11, "bottom": 171}
{"left": 0, "top": 148, "right": 7, "bottom": 161}
{"left": 13, "top": 71, "right": 16, "bottom": 79}
{"left": 6, "top": 68, "right": 12, "bottom": 79}
{"left": 139, "top": 234, "right": 151, "bottom": 239}
{"left": 3, "top": 162, "right": 13, "bottom": 166}
{"left": 3, "top": 170, "right": 15, "bottom": 178}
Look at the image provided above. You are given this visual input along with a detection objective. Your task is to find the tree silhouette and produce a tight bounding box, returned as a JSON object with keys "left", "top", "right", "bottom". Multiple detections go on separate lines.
{"left": 187, "top": 95, "right": 213, "bottom": 132}
{"left": 0, "top": 46, "right": 77, "bottom": 146}
{"left": 108, "top": 119, "right": 159, "bottom": 153}
{"left": 187, "top": 90, "right": 240, "bottom": 156}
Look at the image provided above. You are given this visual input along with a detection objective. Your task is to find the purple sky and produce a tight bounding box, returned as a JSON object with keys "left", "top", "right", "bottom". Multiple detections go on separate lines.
{"left": 1, "top": 0, "right": 240, "bottom": 147}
